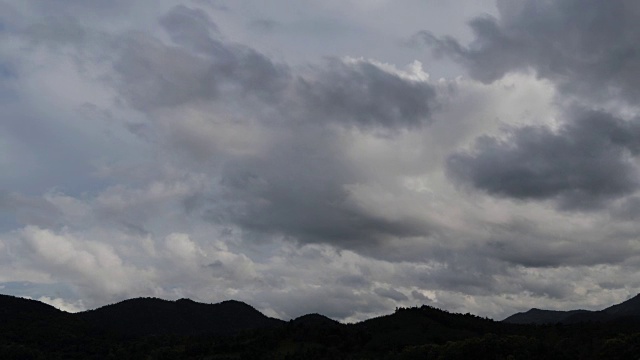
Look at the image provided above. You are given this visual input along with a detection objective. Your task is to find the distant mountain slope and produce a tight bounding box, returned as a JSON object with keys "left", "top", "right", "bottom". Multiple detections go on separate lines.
{"left": 77, "top": 297, "right": 284, "bottom": 336}
{"left": 604, "top": 293, "right": 640, "bottom": 317}
{"left": 503, "top": 308, "right": 590, "bottom": 325}
{"left": 290, "top": 313, "right": 340, "bottom": 327}
{"left": 504, "top": 294, "right": 640, "bottom": 325}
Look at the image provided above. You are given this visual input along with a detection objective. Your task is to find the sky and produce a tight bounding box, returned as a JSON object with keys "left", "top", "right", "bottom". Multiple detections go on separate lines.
{"left": 1, "top": 0, "right": 640, "bottom": 322}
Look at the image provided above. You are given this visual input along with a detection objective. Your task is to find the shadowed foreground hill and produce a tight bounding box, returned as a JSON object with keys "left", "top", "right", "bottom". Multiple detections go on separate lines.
{"left": 77, "top": 297, "right": 284, "bottom": 336}
{"left": 3, "top": 294, "right": 640, "bottom": 359}
{"left": 0, "top": 295, "right": 64, "bottom": 324}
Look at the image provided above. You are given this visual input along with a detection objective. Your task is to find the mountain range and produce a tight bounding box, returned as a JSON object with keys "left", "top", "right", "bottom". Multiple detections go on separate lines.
{"left": 3, "top": 293, "right": 640, "bottom": 359}
{"left": 503, "top": 294, "right": 640, "bottom": 325}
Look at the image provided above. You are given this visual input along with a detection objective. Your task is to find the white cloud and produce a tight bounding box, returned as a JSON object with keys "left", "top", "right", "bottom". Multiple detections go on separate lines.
{"left": 38, "top": 296, "right": 85, "bottom": 313}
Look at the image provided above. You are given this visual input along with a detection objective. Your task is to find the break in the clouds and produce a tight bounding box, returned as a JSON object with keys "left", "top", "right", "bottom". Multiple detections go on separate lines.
{"left": 1, "top": 0, "right": 640, "bottom": 322}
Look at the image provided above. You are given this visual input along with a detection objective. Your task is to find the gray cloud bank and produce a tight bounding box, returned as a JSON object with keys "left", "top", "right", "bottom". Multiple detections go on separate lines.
{"left": 417, "top": 0, "right": 640, "bottom": 103}
{"left": 448, "top": 109, "right": 640, "bottom": 209}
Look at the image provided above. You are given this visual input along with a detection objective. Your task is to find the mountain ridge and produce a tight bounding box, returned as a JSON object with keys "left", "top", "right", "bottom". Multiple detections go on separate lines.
{"left": 76, "top": 296, "right": 284, "bottom": 336}
{"left": 3, "top": 293, "right": 640, "bottom": 358}
{"left": 503, "top": 293, "right": 640, "bottom": 325}
{"left": 5, "top": 292, "right": 640, "bottom": 327}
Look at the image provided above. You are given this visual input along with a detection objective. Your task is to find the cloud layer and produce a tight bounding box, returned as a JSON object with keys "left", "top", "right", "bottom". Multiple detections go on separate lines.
{"left": 1, "top": 0, "right": 640, "bottom": 321}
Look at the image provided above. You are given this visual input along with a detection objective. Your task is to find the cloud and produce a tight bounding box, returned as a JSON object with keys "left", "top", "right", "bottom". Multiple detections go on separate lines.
{"left": 113, "top": 18, "right": 436, "bottom": 130}
{"left": 0, "top": 191, "right": 63, "bottom": 229}
{"left": 37, "top": 296, "right": 85, "bottom": 313}
{"left": 87, "top": 6, "right": 438, "bottom": 247}
{"left": 19, "top": 226, "right": 140, "bottom": 296}
{"left": 447, "top": 109, "right": 640, "bottom": 209}
{"left": 295, "top": 58, "right": 435, "bottom": 129}
{"left": 374, "top": 286, "right": 409, "bottom": 302}
{"left": 4, "top": 0, "right": 640, "bottom": 324}
{"left": 417, "top": 0, "right": 640, "bottom": 103}
{"left": 419, "top": 0, "right": 640, "bottom": 213}
{"left": 248, "top": 18, "right": 280, "bottom": 33}
{"left": 159, "top": 5, "right": 220, "bottom": 52}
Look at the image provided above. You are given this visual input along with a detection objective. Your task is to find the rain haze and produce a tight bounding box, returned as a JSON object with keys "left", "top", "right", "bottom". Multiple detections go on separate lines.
{"left": 1, "top": 0, "right": 640, "bottom": 322}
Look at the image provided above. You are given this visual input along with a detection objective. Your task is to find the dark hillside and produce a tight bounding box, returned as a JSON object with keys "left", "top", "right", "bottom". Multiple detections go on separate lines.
{"left": 505, "top": 294, "right": 640, "bottom": 325}
{"left": 0, "top": 295, "right": 88, "bottom": 359}
{"left": 357, "top": 305, "right": 500, "bottom": 346}
{"left": 290, "top": 313, "right": 340, "bottom": 327}
{"left": 77, "top": 297, "right": 284, "bottom": 336}
{"left": 0, "top": 294, "right": 64, "bottom": 323}
{"left": 503, "top": 308, "right": 590, "bottom": 325}
{"left": 604, "top": 294, "right": 640, "bottom": 317}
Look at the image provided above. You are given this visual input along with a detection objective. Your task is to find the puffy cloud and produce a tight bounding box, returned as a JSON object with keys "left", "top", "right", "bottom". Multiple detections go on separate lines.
{"left": 414, "top": 0, "right": 640, "bottom": 211}
{"left": 37, "top": 296, "right": 85, "bottom": 313}
{"left": 18, "top": 227, "right": 145, "bottom": 297}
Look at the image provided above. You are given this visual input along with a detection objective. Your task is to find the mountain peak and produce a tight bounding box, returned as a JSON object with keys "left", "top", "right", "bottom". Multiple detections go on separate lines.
{"left": 291, "top": 313, "right": 340, "bottom": 327}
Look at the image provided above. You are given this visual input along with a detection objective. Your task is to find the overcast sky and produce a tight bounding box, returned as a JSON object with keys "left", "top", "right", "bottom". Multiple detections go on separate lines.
{"left": 2, "top": 0, "right": 640, "bottom": 322}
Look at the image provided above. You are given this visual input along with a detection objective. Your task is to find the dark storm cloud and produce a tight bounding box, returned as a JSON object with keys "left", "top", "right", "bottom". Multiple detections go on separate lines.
{"left": 610, "top": 196, "right": 640, "bottom": 221}
{"left": 195, "top": 131, "right": 431, "bottom": 247}
{"left": 416, "top": 0, "right": 640, "bottom": 102}
{"left": 482, "top": 238, "right": 630, "bottom": 268}
{"left": 374, "top": 287, "right": 408, "bottom": 302}
{"left": 113, "top": 30, "right": 289, "bottom": 111}
{"left": 415, "top": 0, "right": 640, "bottom": 211}
{"left": 448, "top": 110, "right": 640, "bottom": 209}
{"left": 411, "top": 290, "right": 431, "bottom": 302}
{"left": 107, "top": 6, "right": 438, "bottom": 246}
{"left": 296, "top": 59, "right": 436, "bottom": 129}
{"left": 159, "top": 5, "right": 220, "bottom": 54}
{"left": 115, "top": 10, "right": 437, "bottom": 129}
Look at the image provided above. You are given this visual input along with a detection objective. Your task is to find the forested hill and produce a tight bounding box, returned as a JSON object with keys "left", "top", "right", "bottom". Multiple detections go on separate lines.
{"left": 3, "top": 294, "right": 640, "bottom": 359}
{"left": 77, "top": 297, "right": 284, "bottom": 336}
